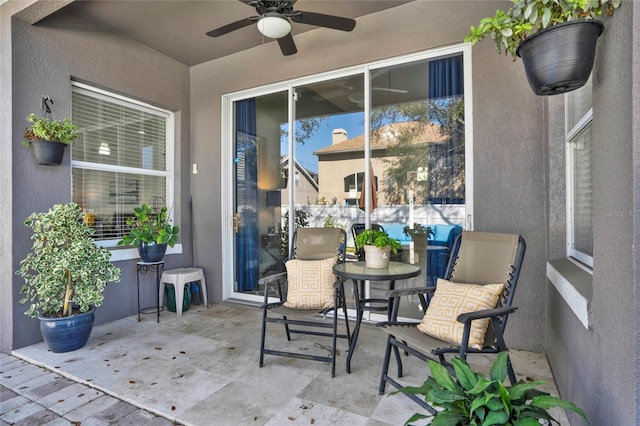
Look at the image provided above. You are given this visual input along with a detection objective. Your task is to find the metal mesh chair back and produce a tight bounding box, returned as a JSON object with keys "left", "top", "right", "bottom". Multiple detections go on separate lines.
{"left": 448, "top": 231, "right": 520, "bottom": 285}
{"left": 294, "top": 227, "right": 345, "bottom": 262}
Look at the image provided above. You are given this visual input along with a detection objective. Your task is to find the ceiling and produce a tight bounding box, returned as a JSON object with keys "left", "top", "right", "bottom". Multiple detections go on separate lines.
{"left": 61, "top": 0, "right": 414, "bottom": 66}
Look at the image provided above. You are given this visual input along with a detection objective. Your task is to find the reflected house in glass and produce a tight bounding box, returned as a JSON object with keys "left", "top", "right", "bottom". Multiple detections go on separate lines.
{"left": 279, "top": 155, "right": 319, "bottom": 205}
{"left": 313, "top": 121, "right": 460, "bottom": 207}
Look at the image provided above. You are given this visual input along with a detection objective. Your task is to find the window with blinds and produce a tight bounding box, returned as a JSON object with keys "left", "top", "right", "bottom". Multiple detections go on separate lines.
{"left": 71, "top": 83, "right": 174, "bottom": 245}
{"left": 566, "top": 78, "right": 593, "bottom": 268}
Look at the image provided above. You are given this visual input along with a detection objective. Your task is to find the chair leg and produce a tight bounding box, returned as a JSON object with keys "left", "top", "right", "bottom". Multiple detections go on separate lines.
{"left": 378, "top": 334, "right": 394, "bottom": 395}
{"left": 259, "top": 307, "right": 268, "bottom": 367}
{"left": 199, "top": 276, "right": 208, "bottom": 307}
{"left": 331, "top": 307, "right": 338, "bottom": 378}
{"left": 174, "top": 279, "right": 185, "bottom": 316}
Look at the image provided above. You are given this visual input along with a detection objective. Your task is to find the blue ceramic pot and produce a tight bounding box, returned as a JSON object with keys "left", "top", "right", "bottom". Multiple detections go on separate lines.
{"left": 39, "top": 308, "right": 95, "bottom": 353}
{"left": 138, "top": 242, "right": 167, "bottom": 263}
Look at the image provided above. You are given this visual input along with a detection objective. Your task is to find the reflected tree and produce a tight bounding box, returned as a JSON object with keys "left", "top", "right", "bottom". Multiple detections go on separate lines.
{"left": 373, "top": 98, "right": 465, "bottom": 205}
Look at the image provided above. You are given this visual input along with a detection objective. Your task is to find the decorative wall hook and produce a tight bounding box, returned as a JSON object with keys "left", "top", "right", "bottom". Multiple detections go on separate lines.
{"left": 41, "top": 96, "right": 54, "bottom": 116}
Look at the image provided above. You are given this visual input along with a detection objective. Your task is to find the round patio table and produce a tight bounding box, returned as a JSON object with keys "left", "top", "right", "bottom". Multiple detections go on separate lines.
{"left": 333, "top": 261, "right": 421, "bottom": 373}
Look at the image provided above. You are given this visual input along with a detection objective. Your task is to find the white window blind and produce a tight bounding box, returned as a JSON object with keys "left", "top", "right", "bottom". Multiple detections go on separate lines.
{"left": 566, "top": 78, "right": 593, "bottom": 267}
{"left": 71, "top": 83, "right": 174, "bottom": 245}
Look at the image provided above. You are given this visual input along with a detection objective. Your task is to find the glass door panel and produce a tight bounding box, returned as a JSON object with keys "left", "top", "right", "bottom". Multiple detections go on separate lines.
{"left": 367, "top": 54, "right": 467, "bottom": 320}
{"left": 233, "top": 91, "right": 288, "bottom": 295}
{"left": 288, "top": 75, "right": 365, "bottom": 255}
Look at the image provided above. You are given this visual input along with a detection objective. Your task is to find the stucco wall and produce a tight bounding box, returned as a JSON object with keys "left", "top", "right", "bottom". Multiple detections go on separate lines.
{"left": 545, "top": 6, "right": 637, "bottom": 426}
{"left": 190, "top": 1, "right": 546, "bottom": 352}
{"left": 7, "top": 8, "right": 191, "bottom": 349}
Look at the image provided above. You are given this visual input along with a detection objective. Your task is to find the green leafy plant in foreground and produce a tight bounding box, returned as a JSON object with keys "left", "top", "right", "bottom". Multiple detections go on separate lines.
{"left": 397, "top": 352, "right": 589, "bottom": 426}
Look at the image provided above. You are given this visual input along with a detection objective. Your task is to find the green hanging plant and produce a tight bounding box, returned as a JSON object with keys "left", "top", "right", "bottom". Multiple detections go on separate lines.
{"left": 22, "top": 113, "right": 78, "bottom": 148}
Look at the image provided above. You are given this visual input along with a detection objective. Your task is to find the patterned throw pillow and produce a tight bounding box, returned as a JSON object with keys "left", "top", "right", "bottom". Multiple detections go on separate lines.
{"left": 284, "top": 257, "right": 337, "bottom": 310}
{"left": 417, "top": 279, "right": 504, "bottom": 350}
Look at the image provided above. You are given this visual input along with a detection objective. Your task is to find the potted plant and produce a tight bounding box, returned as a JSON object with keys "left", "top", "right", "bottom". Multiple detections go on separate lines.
{"left": 22, "top": 113, "right": 78, "bottom": 165}
{"left": 398, "top": 352, "right": 589, "bottom": 426}
{"left": 117, "top": 203, "right": 180, "bottom": 262}
{"left": 354, "top": 228, "right": 401, "bottom": 268}
{"left": 16, "top": 203, "right": 121, "bottom": 353}
{"left": 465, "top": 0, "right": 622, "bottom": 95}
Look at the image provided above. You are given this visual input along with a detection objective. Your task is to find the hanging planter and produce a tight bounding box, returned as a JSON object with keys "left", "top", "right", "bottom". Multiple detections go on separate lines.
{"left": 22, "top": 111, "right": 77, "bottom": 166}
{"left": 29, "top": 139, "right": 68, "bottom": 165}
{"left": 465, "top": 0, "right": 621, "bottom": 96}
{"left": 516, "top": 20, "right": 604, "bottom": 96}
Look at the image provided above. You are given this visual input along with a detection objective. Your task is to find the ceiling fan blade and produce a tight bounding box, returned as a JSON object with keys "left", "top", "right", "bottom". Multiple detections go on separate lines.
{"left": 372, "top": 87, "right": 409, "bottom": 94}
{"left": 277, "top": 33, "right": 297, "bottom": 56}
{"left": 206, "top": 17, "right": 255, "bottom": 37}
{"left": 291, "top": 11, "right": 356, "bottom": 32}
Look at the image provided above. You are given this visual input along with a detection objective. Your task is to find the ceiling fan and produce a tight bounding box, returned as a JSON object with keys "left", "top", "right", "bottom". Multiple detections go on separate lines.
{"left": 205, "top": 1, "right": 356, "bottom": 56}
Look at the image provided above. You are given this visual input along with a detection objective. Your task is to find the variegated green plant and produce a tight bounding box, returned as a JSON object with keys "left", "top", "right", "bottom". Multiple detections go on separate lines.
{"left": 398, "top": 352, "right": 589, "bottom": 426}
{"left": 465, "top": 0, "right": 622, "bottom": 58}
{"left": 17, "top": 203, "right": 121, "bottom": 318}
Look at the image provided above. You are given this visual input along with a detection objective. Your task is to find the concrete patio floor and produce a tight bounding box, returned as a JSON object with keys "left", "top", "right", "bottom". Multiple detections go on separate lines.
{"left": 9, "top": 303, "right": 568, "bottom": 425}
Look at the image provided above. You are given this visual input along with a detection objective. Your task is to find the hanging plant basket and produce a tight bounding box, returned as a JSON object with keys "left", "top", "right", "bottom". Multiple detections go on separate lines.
{"left": 516, "top": 20, "right": 604, "bottom": 96}
{"left": 29, "top": 140, "right": 67, "bottom": 165}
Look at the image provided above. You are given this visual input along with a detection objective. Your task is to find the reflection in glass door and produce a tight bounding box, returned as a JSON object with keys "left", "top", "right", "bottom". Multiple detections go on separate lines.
{"left": 233, "top": 92, "right": 288, "bottom": 296}
{"left": 227, "top": 47, "right": 470, "bottom": 308}
{"left": 368, "top": 54, "right": 467, "bottom": 320}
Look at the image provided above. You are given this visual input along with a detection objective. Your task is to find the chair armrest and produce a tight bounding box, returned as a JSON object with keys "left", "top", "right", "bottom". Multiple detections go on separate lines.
{"left": 258, "top": 271, "right": 287, "bottom": 286}
{"left": 259, "top": 271, "right": 288, "bottom": 304}
{"left": 385, "top": 286, "right": 436, "bottom": 298}
{"left": 261, "top": 301, "right": 285, "bottom": 311}
{"left": 333, "top": 277, "right": 348, "bottom": 289}
{"left": 376, "top": 321, "right": 421, "bottom": 328}
{"left": 457, "top": 306, "right": 518, "bottom": 323}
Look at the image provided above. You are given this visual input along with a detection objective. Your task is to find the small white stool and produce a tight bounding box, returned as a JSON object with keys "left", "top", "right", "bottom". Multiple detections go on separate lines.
{"left": 159, "top": 268, "right": 208, "bottom": 316}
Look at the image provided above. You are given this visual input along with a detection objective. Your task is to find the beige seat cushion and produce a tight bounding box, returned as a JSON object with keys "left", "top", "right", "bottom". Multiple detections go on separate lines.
{"left": 417, "top": 279, "right": 504, "bottom": 350}
{"left": 284, "top": 257, "right": 337, "bottom": 309}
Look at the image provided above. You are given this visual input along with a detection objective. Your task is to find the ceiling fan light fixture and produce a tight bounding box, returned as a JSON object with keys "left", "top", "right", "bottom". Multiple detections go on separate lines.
{"left": 347, "top": 91, "right": 364, "bottom": 104}
{"left": 257, "top": 14, "right": 291, "bottom": 39}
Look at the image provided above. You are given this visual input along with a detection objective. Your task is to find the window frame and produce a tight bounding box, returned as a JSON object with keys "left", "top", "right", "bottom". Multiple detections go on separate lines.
{"left": 71, "top": 82, "right": 178, "bottom": 260}
{"left": 565, "top": 96, "right": 593, "bottom": 269}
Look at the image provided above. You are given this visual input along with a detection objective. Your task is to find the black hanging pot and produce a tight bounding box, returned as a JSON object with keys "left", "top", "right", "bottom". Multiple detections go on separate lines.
{"left": 516, "top": 20, "right": 604, "bottom": 96}
{"left": 138, "top": 241, "right": 168, "bottom": 263}
{"left": 30, "top": 140, "right": 67, "bottom": 165}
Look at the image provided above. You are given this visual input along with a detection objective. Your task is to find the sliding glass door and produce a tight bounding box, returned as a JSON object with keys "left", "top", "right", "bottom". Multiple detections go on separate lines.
{"left": 224, "top": 46, "right": 472, "bottom": 310}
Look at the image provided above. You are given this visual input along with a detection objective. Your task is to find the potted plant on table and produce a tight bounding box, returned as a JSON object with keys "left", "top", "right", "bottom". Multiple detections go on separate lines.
{"left": 22, "top": 113, "right": 78, "bottom": 165}
{"left": 465, "top": 0, "right": 622, "bottom": 96}
{"left": 117, "top": 203, "right": 180, "bottom": 262}
{"left": 354, "top": 229, "right": 401, "bottom": 269}
{"left": 16, "top": 203, "right": 121, "bottom": 353}
{"left": 398, "top": 351, "right": 589, "bottom": 426}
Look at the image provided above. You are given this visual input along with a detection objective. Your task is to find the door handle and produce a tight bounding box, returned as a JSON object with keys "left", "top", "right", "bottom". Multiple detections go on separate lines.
{"left": 234, "top": 213, "right": 239, "bottom": 233}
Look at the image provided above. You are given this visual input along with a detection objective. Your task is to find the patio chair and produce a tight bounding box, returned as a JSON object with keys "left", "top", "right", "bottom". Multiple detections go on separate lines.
{"left": 258, "top": 227, "right": 351, "bottom": 377}
{"left": 377, "top": 231, "right": 526, "bottom": 412}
